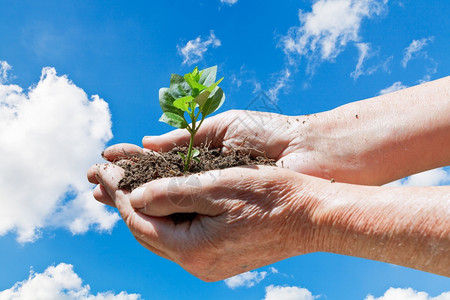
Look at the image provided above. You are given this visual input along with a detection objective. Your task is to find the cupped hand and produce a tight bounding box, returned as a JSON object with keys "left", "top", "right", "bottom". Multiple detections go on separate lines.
{"left": 142, "top": 110, "right": 327, "bottom": 178}
{"left": 99, "top": 109, "right": 397, "bottom": 186}
{"left": 87, "top": 163, "right": 324, "bottom": 281}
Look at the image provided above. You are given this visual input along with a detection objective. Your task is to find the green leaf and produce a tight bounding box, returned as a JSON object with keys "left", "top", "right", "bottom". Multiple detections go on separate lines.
{"left": 178, "top": 152, "right": 186, "bottom": 160}
{"left": 194, "top": 77, "right": 223, "bottom": 108}
{"left": 173, "top": 95, "right": 194, "bottom": 112}
{"left": 169, "top": 74, "right": 191, "bottom": 99}
{"left": 196, "top": 69, "right": 203, "bottom": 82}
{"left": 193, "top": 90, "right": 211, "bottom": 108}
{"left": 184, "top": 73, "right": 207, "bottom": 92}
{"left": 193, "top": 157, "right": 200, "bottom": 163}
{"left": 192, "top": 148, "right": 200, "bottom": 158}
{"left": 159, "top": 112, "right": 188, "bottom": 129}
{"left": 198, "top": 66, "right": 217, "bottom": 87}
{"left": 206, "top": 77, "right": 223, "bottom": 93}
{"left": 202, "top": 87, "right": 225, "bottom": 117}
{"left": 191, "top": 67, "right": 198, "bottom": 78}
{"left": 159, "top": 88, "right": 185, "bottom": 116}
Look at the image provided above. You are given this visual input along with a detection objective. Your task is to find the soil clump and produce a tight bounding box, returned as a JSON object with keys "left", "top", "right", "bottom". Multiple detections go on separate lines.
{"left": 114, "top": 145, "right": 276, "bottom": 223}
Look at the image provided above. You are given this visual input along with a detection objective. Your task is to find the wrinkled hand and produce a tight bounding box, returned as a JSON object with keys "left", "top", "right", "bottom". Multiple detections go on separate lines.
{"left": 142, "top": 110, "right": 326, "bottom": 178}
{"left": 87, "top": 162, "right": 322, "bottom": 281}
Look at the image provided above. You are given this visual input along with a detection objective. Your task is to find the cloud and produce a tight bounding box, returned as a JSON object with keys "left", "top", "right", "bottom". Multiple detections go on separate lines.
{"left": 224, "top": 270, "right": 268, "bottom": 289}
{"left": 0, "top": 60, "right": 12, "bottom": 84}
{"left": 385, "top": 167, "right": 450, "bottom": 187}
{"left": 365, "top": 287, "right": 450, "bottom": 300}
{"left": 379, "top": 81, "right": 408, "bottom": 95}
{"left": 224, "top": 267, "right": 280, "bottom": 289}
{"left": 350, "top": 44, "right": 392, "bottom": 80}
{"left": 229, "top": 65, "right": 262, "bottom": 94}
{"left": 267, "top": 68, "right": 291, "bottom": 102}
{"left": 220, "top": 0, "right": 239, "bottom": 5}
{"left": 263, "top": 285, "right": 317, "bottom": 300}
{"left": 0, "top": 62, "right": 119, "bottom": 243}
{"left": 280, "top": 0, "right": 387, "bottom": 70}
{"left": 402, "top": 37, "right": 434, "bottom": 68}
{"left": 418, "top": 74, "right": 431, "bottom": 84}
{"left": 0, "top": 263, "right": 141, "bottom": 300}
{"left": 351, "top": 43, "right": 371, "bottom": 79}
{"left": 178, "top": 31, "right": 221, "bottom": 65}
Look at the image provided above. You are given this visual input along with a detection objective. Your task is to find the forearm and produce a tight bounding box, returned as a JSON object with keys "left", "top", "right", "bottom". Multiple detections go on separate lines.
{"left": 305, "top": 76, "right": 450, "bottom": 185}
{"left": 311, "top": 182, "right": 450, "bottom": 276}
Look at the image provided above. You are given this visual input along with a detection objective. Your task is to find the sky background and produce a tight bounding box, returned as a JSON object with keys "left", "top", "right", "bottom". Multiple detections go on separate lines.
{"left": 0, "top": 0, "right": 449, "bottom": 299}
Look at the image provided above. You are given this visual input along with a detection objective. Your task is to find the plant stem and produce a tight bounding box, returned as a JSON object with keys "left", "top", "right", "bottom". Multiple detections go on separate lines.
{"left": 184, "top": 131, "right": 195, "bottom": 172}
{"left": 183, "top": 108, "right": 198, "bottom": 172}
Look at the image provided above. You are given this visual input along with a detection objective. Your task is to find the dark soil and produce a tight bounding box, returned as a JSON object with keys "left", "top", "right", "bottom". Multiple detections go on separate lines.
{"left": 114, "top": 145, "right": 276, "bottom": 224}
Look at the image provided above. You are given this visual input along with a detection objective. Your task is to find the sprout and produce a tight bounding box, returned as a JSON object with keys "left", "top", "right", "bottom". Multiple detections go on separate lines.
{"left": 159, "top": 66, "right": 225, "bottom": 172}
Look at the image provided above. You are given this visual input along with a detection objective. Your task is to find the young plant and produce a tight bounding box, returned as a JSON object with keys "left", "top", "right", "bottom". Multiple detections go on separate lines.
{"left": 159, "top": 66, "right": 225, "bottom": 172}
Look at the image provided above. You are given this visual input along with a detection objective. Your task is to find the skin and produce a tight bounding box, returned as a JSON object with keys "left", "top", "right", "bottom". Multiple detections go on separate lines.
{"left": 87, "top": 76, "right": 450, "bottom": 280}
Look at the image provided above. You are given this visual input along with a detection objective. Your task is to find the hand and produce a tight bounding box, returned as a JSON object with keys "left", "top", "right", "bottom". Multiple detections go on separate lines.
{"left": 87, "top": 150, "right": 450, "bottom": 278}
{"left": 144, "top": 75, "right": 450, "bottom": 186}
{"left": 142, "top": 109, "right": 336, "bottom": 181}
{"left": 87, "top": 163, "right": 324, "bottom": 281}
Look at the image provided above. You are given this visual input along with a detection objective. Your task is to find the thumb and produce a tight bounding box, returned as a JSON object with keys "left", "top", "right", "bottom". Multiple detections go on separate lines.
{"left": 142, "top": 112, "right": 227, "bottom": 151}
{"left": 130, "top": 170, "right": 227, "bottom": 217}
{"left": 142, "top": 129, "right": 191, "bottom": 152}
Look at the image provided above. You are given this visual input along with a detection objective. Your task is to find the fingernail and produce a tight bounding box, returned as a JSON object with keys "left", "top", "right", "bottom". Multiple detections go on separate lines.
{"left": 130, "top": 186, "right": 147, "bottom": 206}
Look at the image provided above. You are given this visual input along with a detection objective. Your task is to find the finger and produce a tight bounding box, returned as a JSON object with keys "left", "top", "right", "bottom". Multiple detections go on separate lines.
{"left": 277, "top": 153, "right": 320, "bottom": 176}
{"left": 95, "top": 163, "right": 125, "bottom": 200}
{"left": 142, "top": 129, "right": 190, "bottom": 151}
{"left": 102, "top": 143, "right": 151, "bottom": 162}
{"left": 129, "top": 170, "right": 230, "bottom": 217}
{"left": 113, "top": 187, "right": 176, "bottom": 253}
{"left": 142, "top": 113, "right": 227, "bottom": 151}
{"left": 93, "top": 184, "right": 116, "bottom": 207}
{"left": 131, "top": 210, "right": 199, "bottom": 259}
{"left": 87, "top": 164, "right": 101, "bottom": 184}
{"left": 133, "top": 234, "right": 172, "bottom": 261}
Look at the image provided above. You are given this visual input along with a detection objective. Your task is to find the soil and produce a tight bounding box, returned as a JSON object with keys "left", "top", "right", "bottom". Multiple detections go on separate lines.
{"left": 114, "top": 144, "right": 276, "bottom": 224}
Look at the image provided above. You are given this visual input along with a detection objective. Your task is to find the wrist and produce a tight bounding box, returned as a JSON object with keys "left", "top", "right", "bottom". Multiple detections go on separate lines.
{"left": 308, "top": 78, "right": 450, "bottom": 185}
{"left": 288, "top": 110, "right": 378, "bottom": 184}
{"left": 310, "top": 182, "right": 450, "bottom": 276}
{"left": 284, "top": 173, "right": 339, "bottom": 255}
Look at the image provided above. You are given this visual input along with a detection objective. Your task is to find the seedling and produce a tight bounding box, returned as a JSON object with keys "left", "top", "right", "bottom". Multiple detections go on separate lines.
{"left": 159, "top": 66, "right": 225, "bottom": 172}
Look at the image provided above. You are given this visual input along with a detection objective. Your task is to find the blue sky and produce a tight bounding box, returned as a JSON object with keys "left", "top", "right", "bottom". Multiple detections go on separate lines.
{"left": 0, "top": 0, "right": 449, "bottom": 299}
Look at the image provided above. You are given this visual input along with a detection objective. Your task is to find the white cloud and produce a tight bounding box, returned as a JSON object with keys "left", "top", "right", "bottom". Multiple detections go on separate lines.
{"left": 0, "top": 263, "right": 141, "bottom": 300}
{"left": 225, "top": 270, "right": 268, "bottom": 289}
{"left": 220, "top": 0, "right": 239, "bottom": 5}
{"left": 264, "top": 285, "right": 317, "bottom": 300}
{"left": 0, "top": 62, "right": 119, "bottom": 243}
{"left": 365, "top": 287, "right": 450, "bottom": 300}
{"left": 351, "top": 44, "right": 392, "bottom": 80}
{"left": 351, "top": 42, "right": 371, "bottom": 79}
{"left": 385, "top": 167, "right": 450, "bottom": 187}
{"left": 224, "top": 267, "right": 281, "bottom": 289}
{"left": 230, "top": 65, "right": 262, "bottom": 94}
{"left": 267, "top": 68, "right": 291, "bottom": 102}
{"left": 402, "top": 37, "right": 434, "bottom": 68}
{"left": 178, "top": 31, "right": 221, "bottom": 65}
{"left": 0, "top": 60, "right": 12, "bottom": 84}
{"left": 418, "top": 74, "right": 431, "bottom": 84}
{"left": 379, "top": 81, "right": 408, "bottom": 95}
{"left": 280, "top": 0, "right": 387, "bottom": 70}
